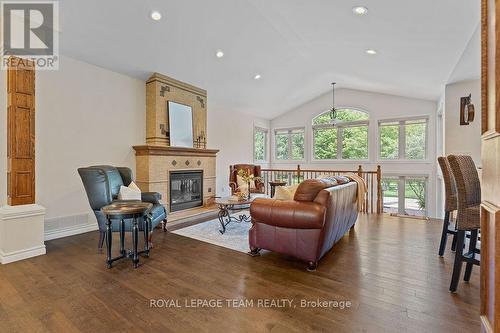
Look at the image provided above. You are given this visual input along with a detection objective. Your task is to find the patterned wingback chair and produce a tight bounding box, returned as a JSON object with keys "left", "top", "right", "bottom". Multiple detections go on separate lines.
{"left": 229, "top": 164, "right": 265, "bottom": 195}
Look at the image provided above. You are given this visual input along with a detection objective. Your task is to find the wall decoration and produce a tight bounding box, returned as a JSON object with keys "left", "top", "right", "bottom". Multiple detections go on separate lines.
{"left": 460, "top": 94, "right": 475, "bottom": 125}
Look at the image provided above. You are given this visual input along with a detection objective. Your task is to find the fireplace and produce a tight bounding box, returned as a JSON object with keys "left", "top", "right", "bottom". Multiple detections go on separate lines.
{"left": 169, "top": 170, "right": 203, "bottom": 212}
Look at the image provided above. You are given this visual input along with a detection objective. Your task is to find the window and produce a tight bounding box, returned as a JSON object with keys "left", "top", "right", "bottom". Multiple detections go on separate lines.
{"left": 312, "top": 108, "right": 369, "bottom": 160}
{"left": 382, "top": 176, "right": 428, "bottom": 217}
{"left": 379, "top": 118, "right": 428, "bottom": 160}
{"left": 254, "top": 127, "right": 268, "bottom": 161}
{"left": 274, "top": 128, "right": 305, "bottom": 160}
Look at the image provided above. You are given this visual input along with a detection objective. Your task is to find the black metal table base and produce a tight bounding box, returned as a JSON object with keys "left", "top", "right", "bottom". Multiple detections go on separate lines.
{"left": 105, "top": 215, "right": 151, "bottom": 269}
{"left": 218, "top": 204, "right": 251, "bottom": 234}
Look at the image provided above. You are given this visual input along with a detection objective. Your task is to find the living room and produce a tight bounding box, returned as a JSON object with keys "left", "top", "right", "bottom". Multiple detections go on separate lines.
{"left": 0, "top": 0, "right": 499, "bottom": 332}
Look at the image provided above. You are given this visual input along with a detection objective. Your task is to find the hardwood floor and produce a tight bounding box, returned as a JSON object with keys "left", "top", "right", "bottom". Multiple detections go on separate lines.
{"left": 0, "top": 214, "right": 479, "bottom": 332}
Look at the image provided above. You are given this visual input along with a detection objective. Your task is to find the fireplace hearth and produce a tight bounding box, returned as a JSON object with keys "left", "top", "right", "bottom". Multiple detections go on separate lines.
{"left": 169, "top": 170, "right": 203, "bottom": 212}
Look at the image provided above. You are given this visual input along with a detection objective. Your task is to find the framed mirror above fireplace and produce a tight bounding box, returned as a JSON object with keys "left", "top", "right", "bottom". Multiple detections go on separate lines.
{"left": 168, "top": 101, "right": 194, "bottom": 148}
{"left": 169, "top": 170, "right": 203, "bottom": 212}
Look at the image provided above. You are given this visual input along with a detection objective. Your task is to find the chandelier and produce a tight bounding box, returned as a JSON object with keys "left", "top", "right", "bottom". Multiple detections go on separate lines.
{"left": 329, "top": 82, "right": 338, "bottom": 126}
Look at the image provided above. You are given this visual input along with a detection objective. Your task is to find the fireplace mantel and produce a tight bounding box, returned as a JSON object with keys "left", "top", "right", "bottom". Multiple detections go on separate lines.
{"left": 134, "top": 72, "right": 219, "bottom": 215}
{"left": 133, "top": 145, "right": 219, "bottom": 157}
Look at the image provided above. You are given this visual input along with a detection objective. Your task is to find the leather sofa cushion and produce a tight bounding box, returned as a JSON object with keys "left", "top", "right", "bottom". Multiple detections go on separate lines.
{"left": 250, "top": 198, "right": 326, "bottom": 229}
{"left": 294, "top": 178, "right": 338, "bottom": 202}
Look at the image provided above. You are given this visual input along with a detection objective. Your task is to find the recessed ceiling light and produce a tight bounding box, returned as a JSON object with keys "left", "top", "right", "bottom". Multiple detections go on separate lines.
{"left": 151, "top": 11, "right": 162, "bottom": 21}
{"left": 365, "top": 49, "right": 377, "bottom": 55}
{"left": 352, "top": 6, "right": 368, "bottom": 15}
{"left": 254, "top": 74, "right": 262, "bottom": 80}
{"left": 216, "top": 50, "right": 224, "bottom": 58}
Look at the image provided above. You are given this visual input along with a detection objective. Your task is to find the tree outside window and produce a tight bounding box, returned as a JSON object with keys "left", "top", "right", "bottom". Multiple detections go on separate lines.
{"left": 379, "top": 118, "right": 427, "bottom": 160}
{"left": 312, "top": 108, "right": 369, "bottom": 160}
{"left": 254, "top": 127, "right": 268, "bottom": 161}
{"left": 275, "top": 128, "right": 305, "bottom": 160}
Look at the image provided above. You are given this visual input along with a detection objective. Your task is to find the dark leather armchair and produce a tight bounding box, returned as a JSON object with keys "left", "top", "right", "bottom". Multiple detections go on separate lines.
{"left": 78, "top": 165, "right": 167, "bottom": 251}
{"left": 229, "top": 164, "right": 265, "bottom": 194}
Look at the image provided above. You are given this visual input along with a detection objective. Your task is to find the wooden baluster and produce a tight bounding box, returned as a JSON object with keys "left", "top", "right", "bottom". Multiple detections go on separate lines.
{"left": 376, "top": 165, "right": 382, "bottom": 214}
{"left": 370, "top": 173, "right": 374, "bottom": 214}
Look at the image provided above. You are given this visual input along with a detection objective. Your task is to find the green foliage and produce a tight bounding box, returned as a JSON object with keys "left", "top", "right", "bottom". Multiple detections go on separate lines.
{"left": 405, "top": 122, "right": 426, "bottom": 159}
{"left": 291, "top": 132, "right": 304, "bottom": 159}
{"left": 342, "top": 126, "right": 368, "bottom": 159}
{"left": 380, "top": 124, "right": 399, "bottom": 159}
{"left": 380, "top": 121, "right": 426, "bottom": 160}
{"left": 254, "top": 130, "right": 265, "bottom": 160}
{"left": 312, "top": 109, "right": 368, "bottom": 160}
{"left": 313, "top": 128, "right": 337, "bottom": 159}
{"left": 407, "top": 179, "right": 426, "bottom": 209}
{"left": 275, "top": 130, "right": 304, "bottom": 160}
{"left": 313, "top": 109, "right": 368, "bottom": 125}
{"left": 275, "top": 133, "right": 288, "bottom": 160}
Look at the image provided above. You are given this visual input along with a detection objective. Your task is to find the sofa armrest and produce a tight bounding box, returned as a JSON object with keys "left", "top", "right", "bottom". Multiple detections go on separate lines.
{"left": 141, "top": 192, "right": 162, "bottom": 204}
{"left": 250, "top": 198, "right": 326, "bottom": 229}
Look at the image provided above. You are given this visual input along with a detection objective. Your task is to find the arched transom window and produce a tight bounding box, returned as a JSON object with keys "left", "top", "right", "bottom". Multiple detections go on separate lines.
{"left": 312, "top": 108, "right": 369, "bottom": 160}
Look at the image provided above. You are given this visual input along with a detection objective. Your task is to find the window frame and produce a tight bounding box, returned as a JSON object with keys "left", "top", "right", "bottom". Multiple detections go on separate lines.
{"left": 381, "top": 174, "right": 429, "bottom": 217}
{"left": 311, "top": 108, "right": 370, "bottom": 162}
{"left": 377, "top": 116, "right": 429, "bottom": 162}
{"left": 273, "top": 127, "right": 306, "bottom": 161}
{"left": 253, "top": 126, "right": 269, "bottom": 162}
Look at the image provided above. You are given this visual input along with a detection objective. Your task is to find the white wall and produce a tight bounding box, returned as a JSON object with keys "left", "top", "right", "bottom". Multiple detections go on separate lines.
{"left": 270, "top": 88, "right": 439, "bottom": 217}
{"left": 0, "top": 55, "right": 269, "bottom": 237}
{"left": 207, "top": 107, "right": 270, "bottom": 196}
{"left": 36, "top": 56, "right": 146, "bottom": 234}
{"left": 447, "top": 24, "right": 480, "bottom": 84}
{"left": 444, "top": 79, "right": 481, "bottom": 166}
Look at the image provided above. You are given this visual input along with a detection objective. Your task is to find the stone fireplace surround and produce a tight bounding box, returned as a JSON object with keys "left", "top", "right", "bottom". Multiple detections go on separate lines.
{"left": 133, "top": 145, "right": 218, "bottom": 213}
{"left": 133, "top": 73, "right": 219, "bottom": 218}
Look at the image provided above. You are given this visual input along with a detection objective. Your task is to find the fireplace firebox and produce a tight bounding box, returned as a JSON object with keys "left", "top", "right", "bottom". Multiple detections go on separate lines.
{"left": 169, "top": 171, "right": 203, "bottom": 212}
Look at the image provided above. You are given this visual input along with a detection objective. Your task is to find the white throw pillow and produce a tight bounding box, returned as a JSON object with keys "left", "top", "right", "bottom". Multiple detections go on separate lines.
{"left": 273, "top": 184, "right": 299, "bottom": 200}
{"left": 118, "top": 181, "right": 141, "bottom": 201}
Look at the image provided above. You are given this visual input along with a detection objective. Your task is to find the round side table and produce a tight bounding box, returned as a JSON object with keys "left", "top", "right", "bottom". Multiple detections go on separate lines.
{"left": 101, "top": 201, "right": 152, "bottom": 268}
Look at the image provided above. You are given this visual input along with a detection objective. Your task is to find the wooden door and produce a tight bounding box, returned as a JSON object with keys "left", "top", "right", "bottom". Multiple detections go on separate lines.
{"left": 480, "top": 1, "right": 500, "bottom": 332}
{"left": 7, "top": 57, "right": 36, "bottom": 205}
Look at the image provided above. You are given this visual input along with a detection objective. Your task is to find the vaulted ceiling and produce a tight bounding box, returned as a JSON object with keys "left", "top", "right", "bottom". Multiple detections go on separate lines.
{"left": 59, "top": 0, "right": 480, "bottom": 119}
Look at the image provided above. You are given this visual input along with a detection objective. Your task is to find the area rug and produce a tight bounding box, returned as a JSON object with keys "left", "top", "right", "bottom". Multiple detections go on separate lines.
{"left": 171, "top": 211, "right": 252, "bottom": 254}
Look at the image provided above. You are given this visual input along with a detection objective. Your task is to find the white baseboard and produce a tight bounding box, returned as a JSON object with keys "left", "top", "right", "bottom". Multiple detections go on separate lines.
{"left": 0, "top": 245, "right": 46, "bottom": 264}
{"left": 44, "top": 223, "right": 98, "bottom": 241}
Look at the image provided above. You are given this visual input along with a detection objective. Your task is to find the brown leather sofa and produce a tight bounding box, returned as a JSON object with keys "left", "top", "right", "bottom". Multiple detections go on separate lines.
{"left": 229, "top": 164, "right": 265, "bottom": 194}
{"left": 249, "top": 178, "right": 359, "bottom": 271}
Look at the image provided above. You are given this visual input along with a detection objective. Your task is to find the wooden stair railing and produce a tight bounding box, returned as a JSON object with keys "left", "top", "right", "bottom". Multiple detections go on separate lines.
{"left": 260, "top": 165, "right": 382, "bottom": 214}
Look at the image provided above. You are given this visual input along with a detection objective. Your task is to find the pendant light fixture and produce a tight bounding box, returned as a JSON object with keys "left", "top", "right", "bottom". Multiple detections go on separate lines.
{"left": 329, "top": 82, "right": 338, "bottom": 126}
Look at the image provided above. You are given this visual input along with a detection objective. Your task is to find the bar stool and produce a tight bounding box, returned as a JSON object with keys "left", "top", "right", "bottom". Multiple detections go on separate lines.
{"left": 102, "top": 201, "right": 153, "bottom": 268}
{"left": 437, "top": 157, "right": 458, "bottom": 256}
{"left": 447, "top": 155, "right": 481, "bottom": 292}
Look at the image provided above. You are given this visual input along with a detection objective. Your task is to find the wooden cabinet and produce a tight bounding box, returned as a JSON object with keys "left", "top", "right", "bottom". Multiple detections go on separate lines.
{"left": 7, "top": 57, "right": 36, "bottom": 205}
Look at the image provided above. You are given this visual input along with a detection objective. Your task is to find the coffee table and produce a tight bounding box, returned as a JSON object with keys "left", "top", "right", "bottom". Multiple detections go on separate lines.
{"left": 215, "top": 196, "right": 256, "bottom": 234}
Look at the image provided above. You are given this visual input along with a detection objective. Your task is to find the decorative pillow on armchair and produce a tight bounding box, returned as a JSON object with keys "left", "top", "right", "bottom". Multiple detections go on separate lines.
{"left": 118, "top": 181, "right": 141, "bottom": 201}
{"left": 236, "top": 174, "right": 256, "bottom": 190}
